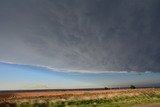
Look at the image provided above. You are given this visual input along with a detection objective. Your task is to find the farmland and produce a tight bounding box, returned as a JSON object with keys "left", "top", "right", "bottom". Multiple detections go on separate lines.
{"left": 0, "top": 88, "right": 160, "bottom": 107}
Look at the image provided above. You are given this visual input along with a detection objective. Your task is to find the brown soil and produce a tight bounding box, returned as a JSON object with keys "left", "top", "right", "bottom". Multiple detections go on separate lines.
{"left": 0, "top": 89, "right": 159, "bottom": 103}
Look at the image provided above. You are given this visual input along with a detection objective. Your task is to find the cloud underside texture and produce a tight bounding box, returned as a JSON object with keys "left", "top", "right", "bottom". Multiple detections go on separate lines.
{"left": 0, "top": 0, "right": 160, "bottom": 73}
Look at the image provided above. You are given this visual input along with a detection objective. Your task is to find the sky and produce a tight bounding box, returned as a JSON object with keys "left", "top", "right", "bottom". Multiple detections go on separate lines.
{"left": 1, "top": 62, "right": 160, "bottom": 90}
{"left": 0, "top": 0, "right": 160, "bottom": 90}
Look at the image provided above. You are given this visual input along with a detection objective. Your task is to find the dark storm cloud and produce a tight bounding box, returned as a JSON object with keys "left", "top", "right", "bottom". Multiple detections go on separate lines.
{"left": 0, "top": 0, "right": 160, "bottom": 73}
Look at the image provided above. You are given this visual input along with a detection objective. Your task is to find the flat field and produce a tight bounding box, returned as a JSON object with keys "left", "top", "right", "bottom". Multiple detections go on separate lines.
{"left": 0, "top": 88, "right": 160, "bottom": 107}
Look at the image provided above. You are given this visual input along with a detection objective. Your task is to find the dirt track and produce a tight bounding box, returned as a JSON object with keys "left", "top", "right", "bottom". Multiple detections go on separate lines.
{"left": 133, "top": 103, "right": 160, "bottom": 107}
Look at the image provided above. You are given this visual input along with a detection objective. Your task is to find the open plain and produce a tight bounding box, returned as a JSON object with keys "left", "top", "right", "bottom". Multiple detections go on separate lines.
{"left": 0, "top": 88, "right": 160, "bottom": 107}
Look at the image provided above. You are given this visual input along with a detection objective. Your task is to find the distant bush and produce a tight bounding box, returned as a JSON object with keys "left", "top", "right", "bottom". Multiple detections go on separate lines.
{"left": 104, "top": 87, "right": 109, "bottom": 90}
{"left": 130, "top": 85, "right": 136, "bottom": 89}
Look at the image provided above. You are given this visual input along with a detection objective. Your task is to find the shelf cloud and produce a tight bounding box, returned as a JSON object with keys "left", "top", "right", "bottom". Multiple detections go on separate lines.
{"left": 0, "top": 0, "right": 160, "bottom": 73}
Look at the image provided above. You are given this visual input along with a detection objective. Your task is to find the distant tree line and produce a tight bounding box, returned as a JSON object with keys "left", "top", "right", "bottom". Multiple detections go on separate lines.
{"left": 104, "top": 85, "right": 136, "bottom": 90}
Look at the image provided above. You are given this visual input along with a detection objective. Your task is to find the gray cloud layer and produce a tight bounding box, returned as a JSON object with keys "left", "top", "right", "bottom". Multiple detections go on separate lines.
{"left": 0, "top": 0, "right": 160, "bottom": 72}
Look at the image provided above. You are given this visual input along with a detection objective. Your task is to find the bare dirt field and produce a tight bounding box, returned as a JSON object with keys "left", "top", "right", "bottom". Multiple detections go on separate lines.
{"left": 0, "top": 89, "right": 158, "bottom": 100}
{"left": 0, "top": 88, "right": 160, "bottom": 107}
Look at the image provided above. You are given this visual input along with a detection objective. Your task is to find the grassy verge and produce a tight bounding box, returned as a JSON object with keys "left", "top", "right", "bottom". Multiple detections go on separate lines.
{"left": 1, "top": 93, "right": 160, "bottom": 107}
{"left": 51, "top": 93, "right": 160, "bottom": 107}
